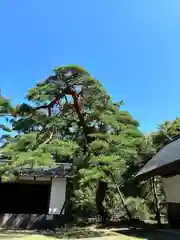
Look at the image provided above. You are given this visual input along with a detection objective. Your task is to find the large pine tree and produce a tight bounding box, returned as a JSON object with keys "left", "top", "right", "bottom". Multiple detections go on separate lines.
{"left": 0, "top": 65, "right": 145, "bottom": 223}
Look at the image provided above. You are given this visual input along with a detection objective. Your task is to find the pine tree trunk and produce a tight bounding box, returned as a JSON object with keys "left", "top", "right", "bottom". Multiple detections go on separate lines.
{"left": 62, "top": 87, "right": 110, "bottom": 224}
{"left": 95, "top": 180, "right": 110, "bottom": 224}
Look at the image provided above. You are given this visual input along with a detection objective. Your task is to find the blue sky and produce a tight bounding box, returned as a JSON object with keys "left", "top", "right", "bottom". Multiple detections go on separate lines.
{"left": 0, "top": 0, "right": 180, "bottom": 133}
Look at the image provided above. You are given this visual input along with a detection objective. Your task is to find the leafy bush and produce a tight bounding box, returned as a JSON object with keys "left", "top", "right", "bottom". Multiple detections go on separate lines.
{"left": 125, "top": 196, "right": 151, "bottom": 220}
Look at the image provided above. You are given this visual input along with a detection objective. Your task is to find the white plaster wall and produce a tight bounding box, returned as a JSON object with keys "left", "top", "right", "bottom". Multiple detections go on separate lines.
{"left": 48, "top": 178, "right": 66, "bottom": 215}
{"left": 162, "top": 175, "right": 180, "bottom": 203}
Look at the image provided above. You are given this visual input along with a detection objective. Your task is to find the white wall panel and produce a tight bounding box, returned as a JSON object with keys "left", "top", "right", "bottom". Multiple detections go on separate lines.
{"left": 162, "top": 175, "right": 180, "bottom": 203}
{"left": 48, "top": 178, "right": 66, "bottom": 215}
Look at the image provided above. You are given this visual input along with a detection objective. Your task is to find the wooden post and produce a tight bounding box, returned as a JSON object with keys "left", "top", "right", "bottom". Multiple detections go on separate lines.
{"left": 151, "top": 177, "right": 161, "bottom": 226}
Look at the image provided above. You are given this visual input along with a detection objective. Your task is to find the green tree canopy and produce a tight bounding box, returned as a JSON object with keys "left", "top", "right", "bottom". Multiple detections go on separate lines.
{"left": 0, "top": 65, "right": 152, "bottom": 223}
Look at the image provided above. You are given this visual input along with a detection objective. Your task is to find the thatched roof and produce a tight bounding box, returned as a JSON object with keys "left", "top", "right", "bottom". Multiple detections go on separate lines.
{"left": 136, "top": 137, "right": 180, "bottom": 180}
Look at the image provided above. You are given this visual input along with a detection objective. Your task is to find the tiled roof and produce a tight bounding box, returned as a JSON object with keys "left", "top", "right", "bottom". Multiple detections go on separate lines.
{"left": 0, "top": 156, "right": 72, "bottom": 178}
{"left": 17, "top": 163, "right": 72, "bottom": 178}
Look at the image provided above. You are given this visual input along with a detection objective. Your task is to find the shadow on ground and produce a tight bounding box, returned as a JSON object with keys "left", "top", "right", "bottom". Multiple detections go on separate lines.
{"left": 95, "top": 220, "right": 180, "bottom": 240}
{"left": 0, "top": 228, "right": 117, "bottom": 239}
{"left": 41, "top": 228, "right": 118, "bottom": 239}
{"left": 0, "top": 221, "right": 178, "bottom": 240}
{"left": 117, "top": 229, "right": 180, "bottom": 240}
